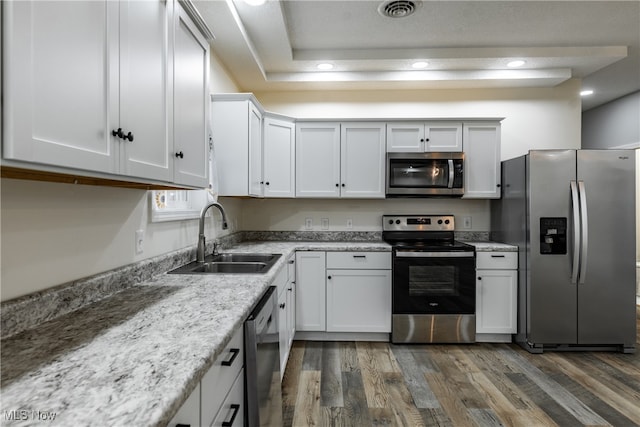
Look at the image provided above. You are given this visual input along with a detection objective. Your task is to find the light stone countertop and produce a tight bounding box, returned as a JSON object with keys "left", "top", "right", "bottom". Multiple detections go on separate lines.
{"left": 463, "top": 241, "right": 518, "bottom": 252}
{"left": 0, "top": 241, "right": 390, "bottom": 427}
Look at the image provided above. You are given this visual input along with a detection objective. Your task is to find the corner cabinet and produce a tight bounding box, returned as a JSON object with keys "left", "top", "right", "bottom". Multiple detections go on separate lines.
{"left": 386, "top": 122, "right": 463, "bottom": 152}
{"left": 211, "top": 94, "right": 264, "bottom": 197}
{"left": 3, "top": 0, "right": 211, "bottom": 188}
{"left": 476, "top": 251, "right": 518, "bottom": 342}
{"left": 463, "top": 122, "right": 502, "bottom": 199}
{"left": 296, "top": 122, "right": 385, "bottom": 198}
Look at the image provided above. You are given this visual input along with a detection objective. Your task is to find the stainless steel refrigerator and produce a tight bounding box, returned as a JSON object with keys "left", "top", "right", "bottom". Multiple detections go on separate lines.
{"left": 491, "top": 149, "right": 636, "bottom": 353}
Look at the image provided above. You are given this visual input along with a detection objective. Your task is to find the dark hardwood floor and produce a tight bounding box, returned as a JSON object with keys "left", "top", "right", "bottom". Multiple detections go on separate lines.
{"left": 281, "top": 309, "right": 640, "bottom": 426}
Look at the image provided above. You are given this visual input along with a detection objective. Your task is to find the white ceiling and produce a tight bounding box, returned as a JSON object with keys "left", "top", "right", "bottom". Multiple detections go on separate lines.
{"left": 192, "top": 0, "right": 640, "bottom": 111}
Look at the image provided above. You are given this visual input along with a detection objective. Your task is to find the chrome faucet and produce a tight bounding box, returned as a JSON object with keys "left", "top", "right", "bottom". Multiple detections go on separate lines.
{"left": 197, "top": 201, "right": 229, "bottom": 262}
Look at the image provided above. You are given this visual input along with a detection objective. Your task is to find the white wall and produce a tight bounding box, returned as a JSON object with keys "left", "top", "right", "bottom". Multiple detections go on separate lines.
{"left": 582, "top": 91, "right": 640, "bottom": 150}
{"left": 0, "top": 52, "right": 241, "bottom": 301}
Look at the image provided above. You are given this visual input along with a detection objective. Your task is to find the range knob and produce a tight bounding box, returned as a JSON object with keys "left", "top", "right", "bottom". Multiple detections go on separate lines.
{"left": 437, "top": 219, "right": 443, "bottom": 225}
{"left": 396, "top": 220, "right": 401, "bottom": 224}
{"left": 388, "top": 219, "right": 394, "bottom": 225}
{"left": 444, "top": 219, "right": 450, "bottom": 224}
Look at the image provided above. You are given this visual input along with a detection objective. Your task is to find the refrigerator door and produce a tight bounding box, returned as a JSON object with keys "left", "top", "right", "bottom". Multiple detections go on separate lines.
{"left": 528, "top": 150, "right": 577, "bottom": 344}
{"left": 576, "top": 150, "right": 636, "bottom": 347}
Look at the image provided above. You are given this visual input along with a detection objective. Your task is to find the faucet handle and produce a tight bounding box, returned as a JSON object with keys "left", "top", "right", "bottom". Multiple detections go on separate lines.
{"left": 212, "top": 242, "right": 219, "bottom": 256}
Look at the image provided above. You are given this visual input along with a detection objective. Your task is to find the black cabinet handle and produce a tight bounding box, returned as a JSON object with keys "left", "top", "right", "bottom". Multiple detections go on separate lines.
{"left": 335, "top": 183, "right": 339, "bottom": 187}
{"left": 280, "top": 303, "right": 286, "bottom": 309}
{"left": 353, "top": 255, "right": 366, "bottom": 258}
{"left": 123, "top": 131, "right": 134, "bottom": 142}
{"left": 175, "top": 424, "right": 190, "bottom": 427}
{"left": 425, "top": 138, "right": 430, "bottom": 142}
{"left": 287, "top": 287, "right": 292, "bottom": 291}
{"left": 265, "top": 182, "right": 270, "bottom": 186}
{"left": 111, "top": 128, "right": 123, "bottom": 138}
{"left": 496, "top": 184, "right": 501, "bottom": 187}
{"left": 341, "top": 183, "right": 345, "bottom": 187}
{"left": 260, "top": 181, "right": 264, "bottom": 184}
{"left": 221, "top": 348, "right": 240, "bottom": 366}
{"left": 288, "top": 260, "right": 295, "bottom": 264}
{"left": 478, "top": 277, "right": 482, "bottom": 280}
{"left": 327, "top": 276, "right": 332, "bottom": 279}
{"left": 222, "top": 404, "right": 241, "bottom": 427}
{"left": 491, "top": 255, "right": 505, "bottom": 258}
{"left": 175, "top": 151, "right": 184, "bottom": 159}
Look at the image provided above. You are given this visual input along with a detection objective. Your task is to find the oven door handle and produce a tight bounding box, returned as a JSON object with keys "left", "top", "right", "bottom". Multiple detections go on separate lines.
{"left": 447, "top": 159, "right": 454, "bottom": 189}
{"left": 395, "top": 251, "right": 475, "bottom": 258}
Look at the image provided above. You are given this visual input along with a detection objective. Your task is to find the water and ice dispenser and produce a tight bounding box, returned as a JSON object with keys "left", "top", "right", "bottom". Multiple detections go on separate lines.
{"left": 540, "top": 217, "right": 567, "bottom": 254}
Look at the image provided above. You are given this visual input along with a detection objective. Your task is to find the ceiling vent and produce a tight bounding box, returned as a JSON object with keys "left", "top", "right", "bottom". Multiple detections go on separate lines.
{"left": 378, "top": 0, "right": 419, "bottom": 18}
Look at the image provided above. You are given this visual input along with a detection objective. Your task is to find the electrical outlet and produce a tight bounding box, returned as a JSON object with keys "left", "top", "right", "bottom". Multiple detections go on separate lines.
{"left": 305, "top": 218, "right": 313, "bottom": 230}
{"left": 135, "top": 229, "right": 144, "bottom": 254}
{"left": 463, "top": 216, "right": 472, "bottom": 229}
{"left": 321, "top": 218, "right": 329, "bottom": 230}
{"left": 346, "top": 218, "right": 353, "bottom": 229}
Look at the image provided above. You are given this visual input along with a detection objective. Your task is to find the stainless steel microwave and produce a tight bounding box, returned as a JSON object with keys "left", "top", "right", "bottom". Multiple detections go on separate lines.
{"left": 386, "top": 152, "right": 464, "bottom": 197}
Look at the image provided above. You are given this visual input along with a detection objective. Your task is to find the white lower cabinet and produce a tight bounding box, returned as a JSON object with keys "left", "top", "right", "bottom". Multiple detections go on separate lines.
{"left": 296, "top": 251, "right": 392, "bottom": 336}
{"left": 277, "top": 253, "right": 296, "bottom": 380}
{"left": 326, "top": 269, "right": 391, "bottom": 332}
{"left": 476, "top": 251, "right": 518, "bottom": 342}
{"left": 211, "top": 368, "right": 244, "bottom": 427}
{"left": 168, "top": 383, "right": 200, "bottom": 427}
{"left": 295, "top": 251, "right": 327, "bottom": 331}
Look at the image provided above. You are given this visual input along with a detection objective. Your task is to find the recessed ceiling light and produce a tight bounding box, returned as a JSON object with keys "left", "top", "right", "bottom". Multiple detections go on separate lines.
{"left": 580, "top": 89, "right": 594, "bottom": 96}
{"left": 412, "top": 61, "right": 429, "bottom": 69}
{"left": 317, "top": 63, "right": 334, "bottom": 70}
{"left": 507, "top": 60, "right": 526, "bottom": 68}
{"left": 243, "top": 0, "right": 266, "bottom": 5}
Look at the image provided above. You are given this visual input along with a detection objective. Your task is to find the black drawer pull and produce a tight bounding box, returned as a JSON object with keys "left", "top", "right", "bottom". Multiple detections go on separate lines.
{"left": 222, "top": 404, "right": 241, "bottom": 426}
{"left": 491, "top": 255, "right": 506, "bottom": 258}
{"left": 221, "top": 348, "right": 239, "bottom": 366}
{"left": 353, "top": 255, "right": 366, "bottom": 258}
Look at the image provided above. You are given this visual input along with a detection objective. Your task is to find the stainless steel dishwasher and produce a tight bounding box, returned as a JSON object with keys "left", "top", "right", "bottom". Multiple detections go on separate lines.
{"left": 245, "top": 286, "right": 282, "bottom": 426}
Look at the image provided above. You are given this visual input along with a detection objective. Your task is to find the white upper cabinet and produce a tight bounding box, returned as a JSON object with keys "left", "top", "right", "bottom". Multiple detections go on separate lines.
{"left": 340, "top": 123, "right": 386, "bottom": 198}
{"left": 118, "top": 0, "right": 173, "bottom": 182}
{"left": 3, "top": 0, "right": 120, "bottom": 174}
{"left": 263, "top": 115, "right": 296, "bottom": 198}
{"left": 387, "top": 122, "right": 463, "bottom": 152}
{"left": 3, "top": 0, "right": 210, "bottom": 187}
{"left": 463, "top": 122, "right": 502, "bottom": 199}
{"left": 211, "top": 94, "right": 264, "bottom": 197}
{"left": 173, "top": 2, "right": 210, "bottom": 187}
{"left": 295, "top": 122, "right": 341, "bottom": 198}
{"left": 296, "top": 122, "right": 385, "bottom": 198}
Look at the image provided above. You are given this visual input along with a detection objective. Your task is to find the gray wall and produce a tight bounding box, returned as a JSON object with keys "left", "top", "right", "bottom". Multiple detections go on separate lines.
{"left": 582, "top": 91, "right": 640, "bottom": 149}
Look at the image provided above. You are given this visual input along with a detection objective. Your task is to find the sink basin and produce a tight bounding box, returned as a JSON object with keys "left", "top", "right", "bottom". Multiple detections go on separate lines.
{"left": 168, "top": 253, "right": 281, "bottom": 275}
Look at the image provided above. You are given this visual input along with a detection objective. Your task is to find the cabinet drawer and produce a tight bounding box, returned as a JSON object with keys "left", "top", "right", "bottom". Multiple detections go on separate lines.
{"left": 201, "top": 326, "right": 244, "bottom": 427}
{"left": 326, "top": 251, "right": 391, "bottom": 269}
{"left": 212, "top": 368, "right": 245, "bottom": 427}
{"left": 476, "top": 252, "right": 517, "bottom": 269}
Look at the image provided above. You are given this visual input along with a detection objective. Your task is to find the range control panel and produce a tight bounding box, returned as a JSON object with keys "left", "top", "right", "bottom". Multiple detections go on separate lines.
{"left": 382, "top": 215, "right": 455, "bottom": 232}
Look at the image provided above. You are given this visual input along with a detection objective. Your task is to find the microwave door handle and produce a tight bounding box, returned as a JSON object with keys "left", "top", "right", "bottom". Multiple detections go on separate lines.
{"left": 578, "top": 181, "right": 588, "bottom": 284}
{"left": 570, "top": 180, "right": 580, "bottom": 283}
{"left": 447, "top": 159, "right": 454, "bottom": 188}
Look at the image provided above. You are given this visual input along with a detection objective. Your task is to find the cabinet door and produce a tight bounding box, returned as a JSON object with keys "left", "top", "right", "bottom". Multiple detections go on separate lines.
{"left": 248, "top": 102, "right": 264, "bottom": 197}
{"left": 278, "top": 288, "right": 288, "bottom": 380}
{"left": 463, "top": 122, "right": 501, "bottom": 199}
{"left": 476, "top": 270, "right": 517, "bottom": 334}
{"left": 263, "top": 117, "right": 295, "bottom": 197}
{"left": 295, "top": 251, "right": 326, "bottom": 331}
{"left": 386, "top": 122, "right": 424, "bottom": 152}
{"left": 173, "top": 3, "right": 210, "bottom": 187}
{"left": 340, "top": 123, "right": 386, "bottom": 198}
{"left": 119, "top": 0, "right": 173, "bottom": 182}
{"left": 296, "top": 123, "right": 341, "bottom": 197}
{"left": 3, "top": 1, "right": 119, "bottom": 173}
{"left": 425, "top": 122, "right": 462, "bottom": 152}
{"left": 326, "top": 269, "right": 392, "bottom": 333}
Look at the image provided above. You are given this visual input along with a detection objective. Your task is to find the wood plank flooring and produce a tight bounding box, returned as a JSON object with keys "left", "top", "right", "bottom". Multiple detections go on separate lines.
{"left": 281, "top": 309, "right": 640, "bottom": 426}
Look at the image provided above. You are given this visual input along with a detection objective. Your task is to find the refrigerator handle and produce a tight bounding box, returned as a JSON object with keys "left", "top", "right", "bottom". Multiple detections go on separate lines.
{"left": 578, "top": 181, "right": 588, "bottom": 284}
{"left": 447, "top": 159, "right": 454, "bottom": 188}
{"left": 570, "top": 180, "right": 580, "bottom": 284}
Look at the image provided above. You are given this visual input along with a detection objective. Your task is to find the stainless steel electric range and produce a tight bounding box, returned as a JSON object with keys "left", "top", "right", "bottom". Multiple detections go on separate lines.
{"left": 382, "top": 215, "right": 476, "bottom": 344}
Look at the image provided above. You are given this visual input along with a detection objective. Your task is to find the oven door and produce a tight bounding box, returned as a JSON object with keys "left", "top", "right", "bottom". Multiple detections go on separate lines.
{"left": 392, "top": 250, "right": 475, "bottom": 314}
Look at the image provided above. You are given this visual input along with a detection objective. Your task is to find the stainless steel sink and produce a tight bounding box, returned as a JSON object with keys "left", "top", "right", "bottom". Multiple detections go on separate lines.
{"left": 168, "top": 253, "right": 281, "bottom": 275}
